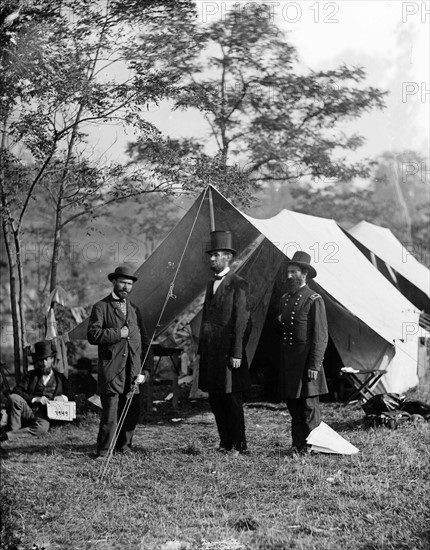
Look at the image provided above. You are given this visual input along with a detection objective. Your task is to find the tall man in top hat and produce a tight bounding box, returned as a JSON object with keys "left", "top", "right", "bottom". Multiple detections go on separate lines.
{"left": 278, "top": 251, "right": 328, "bottom": 454}
{"left": 87, "top": 265, "right": 153, "bottom": 458}
{"left": 198, "top": 231, "right": 250, "bottom": 455}
{"left": 3, "top": 340, "right": 68, "bottom": 438}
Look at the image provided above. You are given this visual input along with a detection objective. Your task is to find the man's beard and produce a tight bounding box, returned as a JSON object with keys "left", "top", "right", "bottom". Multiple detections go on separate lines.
{"left": 41, "top": 365, "right": 52, "bottom": 375}
{"left": 286, "top": 279, "right": 302, "bottom": 294}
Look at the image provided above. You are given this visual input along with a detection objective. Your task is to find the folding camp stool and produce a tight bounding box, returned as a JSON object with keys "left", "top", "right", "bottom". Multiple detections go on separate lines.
{"left": 144, "top": 344, "right": 183, "bottom": 414}
{"left": 341, "top": 369, "right": 387, "bottom": 406}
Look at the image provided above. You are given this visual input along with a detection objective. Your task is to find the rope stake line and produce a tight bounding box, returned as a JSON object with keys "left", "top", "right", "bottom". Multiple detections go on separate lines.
{"left": 98, "top": 384, "right": 138, "bottom": 481}
{"left": 168, "top": 282, "right": 176, "bottom": 300}
{"left": 97, "top": 187, "right": 209, "bottom": 481}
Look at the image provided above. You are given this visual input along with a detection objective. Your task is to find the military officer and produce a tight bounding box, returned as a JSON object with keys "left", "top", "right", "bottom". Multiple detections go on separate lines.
{"left": 278, "top": 251, "right": 328, "bottom": 454}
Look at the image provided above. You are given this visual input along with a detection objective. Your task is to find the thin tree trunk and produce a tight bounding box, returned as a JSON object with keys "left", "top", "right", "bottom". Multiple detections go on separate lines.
{"left": 50, "top": 114, "right": 80, "bottom": 292}
{"left": 1, "top": 218, "right": 22, "bottom": 382}
{"left": 50, "top": 7, "right": 109, "bottom": 291}
{"left": 1, "top": 117, "right": 23, "bottom": 381}
{"left": 13, "top": 228, "right": 27, "bottom": 363}
{"left": 50, "top": 190, "right": 64, "bottom": 293}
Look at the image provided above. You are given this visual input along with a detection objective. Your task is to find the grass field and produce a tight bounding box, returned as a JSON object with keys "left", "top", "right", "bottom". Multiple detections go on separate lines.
{"left": 1, "top": 386, "right": 429, "bottom": 550}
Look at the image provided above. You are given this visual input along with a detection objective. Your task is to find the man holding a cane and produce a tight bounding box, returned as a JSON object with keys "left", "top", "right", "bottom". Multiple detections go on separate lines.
{"left": 87, "top": 265, "right": 153, "bottom": 459}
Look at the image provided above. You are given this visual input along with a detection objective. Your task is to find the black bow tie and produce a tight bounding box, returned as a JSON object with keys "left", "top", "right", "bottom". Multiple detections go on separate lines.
{"left": 213, "top": 274, "right": 224, "bottom": 280}
{"left": 113, "top": 297, "right": 126, "bottom": 302}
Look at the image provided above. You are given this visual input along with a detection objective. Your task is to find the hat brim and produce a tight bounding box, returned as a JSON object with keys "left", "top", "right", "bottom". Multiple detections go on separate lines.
{"left": 287, "top": 260, "right": 317, "bottom": 279}
{"left": 205, "top": 248, "right": 236, "bottom": 256}
{"left": 108, "top": 273, "right": 138, "bottom": 282}
{"left": 32, "top": 352, "right": 56, "bottom": 359}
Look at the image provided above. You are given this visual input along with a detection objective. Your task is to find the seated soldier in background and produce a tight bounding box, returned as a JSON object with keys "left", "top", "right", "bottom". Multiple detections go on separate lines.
{"left": 1, "top": 340, "right": 68, "bottom": 440}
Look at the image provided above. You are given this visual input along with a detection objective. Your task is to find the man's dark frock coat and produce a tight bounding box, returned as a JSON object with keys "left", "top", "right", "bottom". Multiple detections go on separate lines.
{"left": 198, "top": 272, "right": 250, "bottom": 394}
{"left": 87, "top": 294, "right": 152, "bottom": 454}
{"left": 87, "top": 295, "right": 152, "bottom": 396}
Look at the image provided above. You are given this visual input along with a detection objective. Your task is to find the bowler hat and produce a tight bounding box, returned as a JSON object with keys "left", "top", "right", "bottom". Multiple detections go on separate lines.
{"left": 206, "top": 230, "right": 236, "bottom": 255}
{"left": 287, "top": 251, "right": 317, "bottom": 279}
{"left": 32, "top": 340, "right": 56, "bottom": 360}
{"left": 108, "top": 265, "right": 138, "bottom": 282}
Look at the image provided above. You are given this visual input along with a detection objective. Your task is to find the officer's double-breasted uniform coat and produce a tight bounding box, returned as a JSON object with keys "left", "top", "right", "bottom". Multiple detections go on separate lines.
{"left": 279, "top": 284, "right": 328, "bottom": 399}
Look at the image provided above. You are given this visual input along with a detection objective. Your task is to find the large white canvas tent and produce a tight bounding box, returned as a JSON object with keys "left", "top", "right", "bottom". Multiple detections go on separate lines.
{"left": 346, "top": 221, "right": 430, "bottom": 318}
{"left": 69, "top": 186, "right": 422, "bottom": 396}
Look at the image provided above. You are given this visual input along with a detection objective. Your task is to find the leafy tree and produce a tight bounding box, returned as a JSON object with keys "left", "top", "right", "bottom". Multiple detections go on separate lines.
{"left": 127, "top": 137, "right": 258, "bottom": 206}
{"left": 129, "top": 3, "right": 387, "bottom": 205}
{"left": 0, "top": 0, "right": 197, "bottom": 374}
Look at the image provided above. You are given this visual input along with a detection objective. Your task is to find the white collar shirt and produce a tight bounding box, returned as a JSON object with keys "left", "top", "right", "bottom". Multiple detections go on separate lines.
{"left": 42, "top": 369, "right": 54, "bottom": 386}
{"left": 213, "top": 267, "right": 230, "bottom": 294}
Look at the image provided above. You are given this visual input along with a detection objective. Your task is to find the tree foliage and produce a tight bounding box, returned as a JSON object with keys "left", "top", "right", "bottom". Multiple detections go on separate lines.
{"left": 0, "top": 0, "right": 198, "bottom": 371}
{"left": 127, "top": 137, "right": 258, "bottom": 206}
{"left": 129, "top": 3, "right": 387, "bottom": 204}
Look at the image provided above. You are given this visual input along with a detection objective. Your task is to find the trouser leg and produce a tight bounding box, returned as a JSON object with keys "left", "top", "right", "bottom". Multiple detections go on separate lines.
{"left": 115, "top": 393, "right": 140, "bottom": 452}
{"left": 6, "top": 394, "right": 51, "bottom": 437}
{"left": 209, "top": 393, "right": 231, "bottom": 450}
{"left": 209, "top": 393, "right": 247, "bottom": 452}
{"left": 286, "top": 396, "right": 320, "bottom": 451}
{"left": 27, "top": 410, "right": 51, "bottom": 436}
{"left": 226, "top": 392, "right": 247, "bottom": 452}
{"left": 97, "top": 394, "right": 119, "bottom": 455}
{"left": 6, "top": 394, "right": 36, "bottom": 431}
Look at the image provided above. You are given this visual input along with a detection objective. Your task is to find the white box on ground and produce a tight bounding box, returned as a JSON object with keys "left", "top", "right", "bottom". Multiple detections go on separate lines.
{"left": 47, "top": 401, "right": 76, "bottom": 421}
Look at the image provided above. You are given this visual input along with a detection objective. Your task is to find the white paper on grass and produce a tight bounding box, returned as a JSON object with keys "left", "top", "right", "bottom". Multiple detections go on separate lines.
{"left": 306, "top": 421, "right": 359, "bottom": 455}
